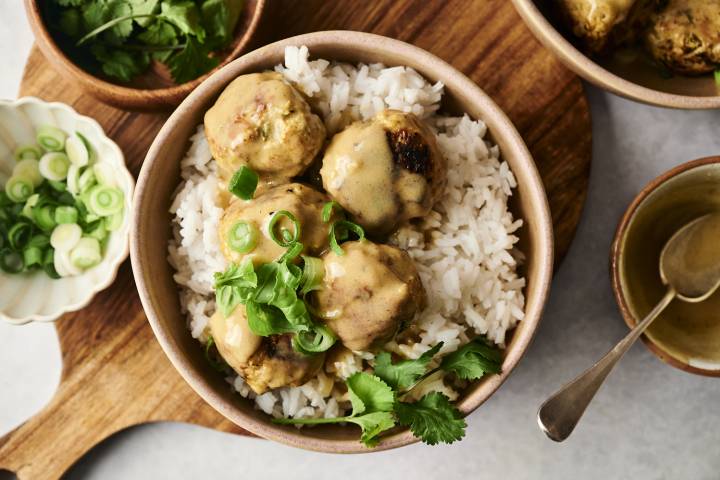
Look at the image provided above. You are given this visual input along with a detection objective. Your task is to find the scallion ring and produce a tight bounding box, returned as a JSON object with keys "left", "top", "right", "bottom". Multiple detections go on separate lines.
{"left": 329, "top": 220, "right": 365, "bottom": 256}
{"left": 36, "top": 125, "right": 67, "bottom": 152}
{"left": 12, "top": 159, "right": 43, "bottom": 187}
{"left": 228, "top": 166, "right": 259, "bottom": 200}
{"left": 23, "top": 246, "right": 43, "bottom": 267}
{"left": 299, "top": 255, "right": 324, "bottom": 295}
{"left": 65, "top": 134, "right": 89, "bottom": 167}
{"left": 8, "top": 222, "right": 32, "bottom": 251}
{"left": 87, "top": 186, "right": 124, "bottom": 216}
{"left": 268, "top": 210, "right": 301, "bottom": 247}
{"left": 0, "top": 249, "right": 24, "bottom": 273}
{"left": 278, "top": 241, "right": 304, "bottom": 263}
{"left": 14, "top": 144, "right": 43, "bottom": 161}
{"left": 227, "top": 221, "right": 258, "bottom": 253}
{"left": 34, "top": 205, "right": 57, "bottom": 232}
{"left": 5, "top": 175, "right": 34, "bottom": 203}
{"left": 55, "top": 206, "right": 79, "bottom": 224}
{"left": 292, "top": 324, "right": 336, "bottom": 355}
{"left": 321, "top": 201, "right": 345, "bottom": 223}
{"left": 39, "top": 152, "right": 71, "bottom": 181}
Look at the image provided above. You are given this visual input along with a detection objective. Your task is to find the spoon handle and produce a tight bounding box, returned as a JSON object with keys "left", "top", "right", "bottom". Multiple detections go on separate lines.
{"left": 537, "top": 288, "right": 676, "bottom": 442}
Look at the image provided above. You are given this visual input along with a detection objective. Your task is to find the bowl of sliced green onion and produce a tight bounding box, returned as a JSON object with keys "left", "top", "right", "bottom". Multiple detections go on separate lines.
{"left": 0, "top": 97, "right": 134, "bottom": 324}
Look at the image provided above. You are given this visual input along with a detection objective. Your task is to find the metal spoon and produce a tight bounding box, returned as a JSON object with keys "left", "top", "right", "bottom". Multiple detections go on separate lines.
{"left": 538, "top": 213, "right": 720, "bottom": 442}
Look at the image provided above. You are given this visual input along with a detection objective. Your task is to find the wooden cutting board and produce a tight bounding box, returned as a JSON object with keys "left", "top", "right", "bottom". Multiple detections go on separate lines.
{"left": 0, "top": 1, "right": 592, "bottom": 478}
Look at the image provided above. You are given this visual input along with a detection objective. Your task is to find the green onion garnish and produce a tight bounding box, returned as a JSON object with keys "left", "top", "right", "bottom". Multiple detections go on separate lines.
{"left": 36, "top": 125, "right": 67, "bottom": 152}
{"left": 12, "top": 159, "right": 43, "bottom": 187}
{"left": 0, "top": 249, "right": 24, "bottom": 273}
{"left": 34, "top": 206, "right": 57, "bottom": 232}
{"left": 14, "top": 144, "right": 43, "bottom": 161}
{"left": 39, "top": 152, "right": 71, "bottom": 181}
{"left": 21, "top": 194, "right": 40, "bottom": 219}
{"left": 28, "top": 234, "right": 50, "bottom": 249}
{"left": 292, "top": 325, "right": 337, "bottom": 355}
{"left": 8, "top": 222, "right": 32, "bottom": 250}
{"left": 5, "top": 175, "right": 34, "bottom": 202}
{"left": 204, "top": 335, "right": 228, "bottom": 372}
{"left": 321, "top": 201, "right": 344, "bottom": 223}
{"left": 329, "top": 220, "right": 365, "bottom": 256}
{"left": 227, "top": 221, "right": 258, "bottom": 253}
{"left": 299, "top": 256, "right": 324, "bottom": 295}
{"left": 23, "top": 246, "right": 43, "bottom": 267}
{"left": 65, "top": 134, "right": 89, "bottom": 167}
{"left": 268, "top": 210, "right": 301, "bottom": 247}
{"left": 87, "top": 186, "right": 124, "bottom": 217}
{"left": 278, "top": 241, "right": 304, "bottom": 263}
{"left": 228, "top": 166, "right": 259, "bottom": 200}
{"left": 78, "top": 168, "right": 97, "bottom": 194}
{"left": 55, "top": 206, "right": 79, "bottom": 225}
{"left": 69, "top": 237, "right": 102, "bottom": 269}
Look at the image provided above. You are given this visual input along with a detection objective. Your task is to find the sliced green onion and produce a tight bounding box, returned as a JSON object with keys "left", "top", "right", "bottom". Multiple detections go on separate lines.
{"left": 204, "top": 336, "right": 228, "bottom": 371}
{"left": 278, "top": 241, "right": 303, "bottom": 263}
{"left": 36, "top": 125, "right": 67, "bottom": 152}
{"left": 321, "top": 201, "right": 344, "bottom": 223}
{"left": 34, "top": 205, "right": 56, "bottom": 231}
{"left": 69, "top": 237, "right": 101, "bottom": 269}
{"left": 268, "top": 210, "right": 300, "bottom": 247}
{"left": 87, "top": 186, "right": 124, "bottom": 216}
{"left": 104, "top": 211, "right": 123, "bottom": 232}
{"left": 86, "top": 221, "right": 108, "bottom": 242}
{"left": 67, "top": 164, "right": 81, "bottom": 196}
{"left": 28, "top": 234, "right": 50, "bottom": 249}
{"left": 75, "top": 132, "right": 95, "bottom": 164}
{"left": 78, "top": 168, "right": 96, "bottom": 193}
{"left": 227, "top": 221, "right": 257, "bottom": 253}
{"left": 50, "top": 223, "right": 82, "bottom": 252}
{"left": 292, "top": 324, "right": 336, "bottom": 354}
{"left": 14, "top": 144, "right": 43, "bottom": 161}
{"left": 39, "top": 152, "right": 70, "bottom": 181}
{"left": 54, "top": 249, "right": 81, "bottom": 277}
{"left": 8, "top": 222, "right": 32, "bottom": 250}
{"left": 23, "top": 246, "right": 43, "bottom": 267}
{"left": 55, "top": 206, "right": 78, "bottom": 224}
{"left": 56, "top": 191, "right": 75, "bottom": 206}
{"left": 5, "top": 175, "right": 34, "bottom": 202}
{"left": 329, "top": 220, "right": 365, "bottom": 256}
{"left": 42, "top": 249, "right": 60, "bottom": 279}
{"left": 299, "top": 256, "right": 324, "bottom": 295}
{"left": 22, "top": 194, "right": 40, "bottom": 219}
{"left": 13, "top": 159, "right": 43, "bottom": 186}
{"left": 48, "top": 180, "right": 67, "bottom": 192}
{"left": 65, "top": 134, "right": 89, "bottom": 166}
{"left": 228, "top": 166, "right": 259, "bottom": 200}
{"left": 92, "top": 162, "right": 117, "bottom": 187}
{"left": 86, "top": 213, "right": 101, "bottom": 224}
{"left": 0, "top": 249, "right": 24, "bottom": 273}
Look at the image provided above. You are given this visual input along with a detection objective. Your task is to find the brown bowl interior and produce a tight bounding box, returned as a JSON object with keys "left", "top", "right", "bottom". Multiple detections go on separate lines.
{"left": 24, "top": 0, "right": 265, "bottom": 110}
{"left": 511, "top": 0, "right": 720, "bottom": 109}
{"left": 132, "top": 31, "right": 554, "bottom": 452}
{"left": 611, "top": 157, "right": 720, "bottom": 376}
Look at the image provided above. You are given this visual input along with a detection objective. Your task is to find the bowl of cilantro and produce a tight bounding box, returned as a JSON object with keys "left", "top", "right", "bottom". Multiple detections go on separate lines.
{"left": 24, "top": 0, "right": 265, "bottom": 110}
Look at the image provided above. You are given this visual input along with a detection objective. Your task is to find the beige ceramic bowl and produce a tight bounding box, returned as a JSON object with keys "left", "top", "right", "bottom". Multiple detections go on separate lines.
{"left": 612, "top": 157, "right": 720, "bottom": 376}
{"left": 511, "top": 0, "right": 720, "bottom": 109}
{"left": 131, "top": 31, "right": 554, "bottom": 452}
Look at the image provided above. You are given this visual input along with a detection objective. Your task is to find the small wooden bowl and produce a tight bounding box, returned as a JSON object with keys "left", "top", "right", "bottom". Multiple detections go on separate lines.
{"left": 23, "top": 0, "right": 265, "bottom": 110}
{"left": 611, "top": 157, "right": 720, "bottom": 376}
{"left": 511, "top": 0, "right": 720, "bottom": 109}
{"left": 131, "top": 31, "right": 554, "bottom": 452}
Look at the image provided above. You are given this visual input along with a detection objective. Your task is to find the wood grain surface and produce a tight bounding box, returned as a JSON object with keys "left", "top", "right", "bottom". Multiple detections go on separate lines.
{"left": 0, "top": 1, "right": 591, "bottom": 478}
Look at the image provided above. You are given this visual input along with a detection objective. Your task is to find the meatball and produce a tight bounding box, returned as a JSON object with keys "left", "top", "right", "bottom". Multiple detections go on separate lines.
{"left": 219, "top": 183, "right": 329, "bottom": 266}
{"left": 314, "top": 241, "right": 426, "bottom": 352}
{"left": 645, "top": 0, "right": 720, "bottom": 75}
{"left": 204, "top": 72, "right": 326, "bottom": 181}
{"left": 210, "top": 306, "right": 324, "bottom": 394}
{"left": 320, "top": 110, "right": 446, "bottom": 236}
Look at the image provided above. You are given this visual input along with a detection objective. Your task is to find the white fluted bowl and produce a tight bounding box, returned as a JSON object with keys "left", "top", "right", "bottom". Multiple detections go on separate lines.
{"left": 0, "top": 97, "right": 134, "bottom": 324}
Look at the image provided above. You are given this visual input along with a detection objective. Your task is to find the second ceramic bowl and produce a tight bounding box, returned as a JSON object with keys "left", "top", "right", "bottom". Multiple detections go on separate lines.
{"left": 131, "top": 31, "right": 554, "bottom": 452}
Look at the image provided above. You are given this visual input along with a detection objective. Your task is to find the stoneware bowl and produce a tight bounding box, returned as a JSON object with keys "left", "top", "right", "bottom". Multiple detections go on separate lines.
{"left": 131, "top": 31, "right": 554, "bottom": 452}
{"left": 511, "top": 0, "right": 720, "bottom": 109}
{"left": 24, "top": 0, "right": 265, "bottom": 110}
{"left": 612, "top": 156, "right": 720, "bottom": 376}
{"left": 0, "top": 97, "right": 134, "bottom": 324}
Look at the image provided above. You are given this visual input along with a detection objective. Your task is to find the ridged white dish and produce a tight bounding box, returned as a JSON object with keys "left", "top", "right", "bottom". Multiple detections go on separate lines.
{"left": 0, "top": 97, "right": 134, "bottom": 324}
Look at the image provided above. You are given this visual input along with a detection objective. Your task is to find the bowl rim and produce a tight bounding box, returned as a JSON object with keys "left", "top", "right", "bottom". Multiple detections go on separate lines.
{"left": 0, "top": 96, "right": 135, "bottom": 325}
{"left": 510, "top": 0, "right": 720, "bottom": 110}
{"left": 610, "top": 156, "right": 720, "bottom": 377}
{"left": 132, "top": 30, "right": 554, "bottom": 452}
{"left": 23, "top": 0, "right": 266, "bottom": 109}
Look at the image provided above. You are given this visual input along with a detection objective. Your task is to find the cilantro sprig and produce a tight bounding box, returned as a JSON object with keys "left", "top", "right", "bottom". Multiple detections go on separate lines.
{"left": 274, "top": 338, "right": 503, "bottom": 448}
{"left": 46, "top": 0, "right": 243, "bottom": 84}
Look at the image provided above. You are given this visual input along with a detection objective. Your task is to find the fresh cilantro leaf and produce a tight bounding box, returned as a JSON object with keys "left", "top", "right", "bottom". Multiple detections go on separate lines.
{"left": 81, "top": 0, "right": 133, "bottom": 45}
{"left": 200, "top": 0, "right": 242, "bottom": 49}
{"left": 394, "top": 393, "right": 466, "bottom": 445}
{"left": 160, "top": 0, "right": 206, "bottom": 42}
{"left": 129, "top": 0, "right": 159, "bottom": 26}
{"left": 166, "top": 36, "right": 219, "bottom": 83}
{"left": 82, "top": 0, "right": 109, "bottom": 31}
{"left": 91, "top": 45, "right": 149, "bottom": 82}
{"left": 58, "top": 8, "right": 83, "bottom": 38}
{"left": 440, "top": 338, "right": 502, "bottom": 380}
{"left": 347, "top": 411, "right": 396, "bottom": 448}
{"left": 374, "top": 343, "right": 443, "bottom": 391}
{"left": 136, "top": 19, "right": 177, "bottom": 45}
{"left": 55, "top": 0, "right": 85, "bottom": 6}
{"left": 346, "top": 372, "right": 395, "bottom": 415}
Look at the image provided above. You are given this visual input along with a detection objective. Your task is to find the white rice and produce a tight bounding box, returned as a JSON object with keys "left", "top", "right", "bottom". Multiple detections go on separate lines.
{"left": 168, "top": 45, "right": 525, "bottom": 420}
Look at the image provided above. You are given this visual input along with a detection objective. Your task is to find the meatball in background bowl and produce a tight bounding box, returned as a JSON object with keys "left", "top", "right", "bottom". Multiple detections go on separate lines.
{"left": 131, "top": 31, "right": 553, "bottom": 453}
{"left": 511, "top": 0, "right": 720, "bottom": 109}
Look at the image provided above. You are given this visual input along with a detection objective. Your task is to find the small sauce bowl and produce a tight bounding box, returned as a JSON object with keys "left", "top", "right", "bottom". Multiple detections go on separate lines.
{"left": 611, "top": 157, "right": 720, "bottom": 376}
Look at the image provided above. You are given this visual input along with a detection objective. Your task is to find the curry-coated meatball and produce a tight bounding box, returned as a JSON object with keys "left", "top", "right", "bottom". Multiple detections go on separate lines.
{"left": 645, "top": 0, "right": 720, "bottom": 75}
{"left": 218, "top": 183, "right": 329, "bottom": 266}
{"left": 320, "top": 110, "right": 446, "bottom": 237}
{"left": 314, "top": 241, "right": 426, "bottom": 352}
{"left": 204, "top": 72, "right": 326, "bottom": 181}
{"left": 209, "top": 306, "right": 324, "bottom": 394}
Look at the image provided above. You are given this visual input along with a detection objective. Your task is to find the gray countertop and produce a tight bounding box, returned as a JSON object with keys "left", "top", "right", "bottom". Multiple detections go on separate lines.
{"left": 1, "top": 3, "right": 719, "bottom": 478}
